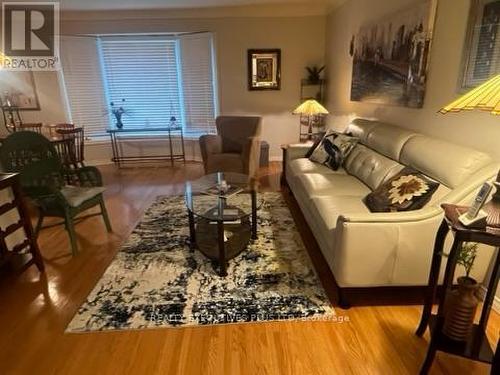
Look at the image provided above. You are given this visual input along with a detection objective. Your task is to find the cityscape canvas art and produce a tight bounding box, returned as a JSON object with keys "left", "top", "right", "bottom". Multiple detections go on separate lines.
{"left": 350, "top": 0, "right": 437, "bottom": 108}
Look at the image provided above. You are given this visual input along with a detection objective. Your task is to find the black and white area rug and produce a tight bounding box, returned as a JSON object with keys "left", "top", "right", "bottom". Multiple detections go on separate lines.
{"left": 66, "top": 192, "right": 335, "bottom": 332}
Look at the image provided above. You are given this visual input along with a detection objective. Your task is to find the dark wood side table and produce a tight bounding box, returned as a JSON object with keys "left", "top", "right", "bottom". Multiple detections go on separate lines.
{"left": 416, "top": 204, "right": 500, "bottom": 374}
{"left": 0, "top": 173, "right": 44, "bottom": 272}
{"left": 185, "top": 172, "right": 261, "bottom": 277}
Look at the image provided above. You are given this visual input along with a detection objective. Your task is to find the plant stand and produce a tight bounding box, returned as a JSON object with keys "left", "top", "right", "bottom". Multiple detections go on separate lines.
{"left": 416, "top": 204, "right": 500, "bottom": 374}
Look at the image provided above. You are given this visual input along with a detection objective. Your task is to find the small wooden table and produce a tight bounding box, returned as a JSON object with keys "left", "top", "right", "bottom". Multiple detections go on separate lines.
{"left": 416, "top": 204, "right": 500, "bottom": 374}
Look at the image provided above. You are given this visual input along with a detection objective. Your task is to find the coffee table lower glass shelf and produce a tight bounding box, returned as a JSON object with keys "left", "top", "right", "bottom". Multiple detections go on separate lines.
{"left": 185, "top": 173, "right": 261, "bottom": 276}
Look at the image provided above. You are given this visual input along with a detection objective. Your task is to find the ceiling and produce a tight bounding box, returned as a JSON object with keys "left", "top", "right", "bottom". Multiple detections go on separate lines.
{"left": 49, "top": 0, "right": 344, "bottom": 12}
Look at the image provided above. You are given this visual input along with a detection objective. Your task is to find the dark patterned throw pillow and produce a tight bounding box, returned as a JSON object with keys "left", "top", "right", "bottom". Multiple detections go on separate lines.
{"left": 305, "top": 132, "right": 326, "bottom": 158}
{"left": 309, "top": 131, "right": 359, "bottom": 170}
{"left": 364, "top": 167, "right": 440, "bottom": 212}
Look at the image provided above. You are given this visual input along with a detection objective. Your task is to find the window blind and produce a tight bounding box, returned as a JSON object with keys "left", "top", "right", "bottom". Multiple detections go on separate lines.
{"left": 179, "top": 33, "right": 218, "bottom": 136}
{"left": 60, "top": 36, "right": 109, "bottom": 137}
{"left": 99, "top": 36, "right": 183, "bottom": 130}
{"left": 462, "top": 1, "right": 500, "bottom": 90}
{"left": 60, "top": 33, "right": 218, "bottom": 137}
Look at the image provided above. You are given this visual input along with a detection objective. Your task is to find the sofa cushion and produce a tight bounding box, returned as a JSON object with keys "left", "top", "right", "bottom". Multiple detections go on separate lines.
{"left": 309, "top": 131, "right": 359, "bottom": 170}
{"left": 296, "top": 173, "right": 371, "bottom": 197}
{"left": 288, "top": 158, "right": 347, "bottom": 176}
{"left": 400, "top": 135, "right": 492, "bottom": 188}
{"left": 344, "top": 144, "right": 404, "bottom": 190}
{"left": 346, "top": 119, "right": 379, "bottom": 143}
{"left": 363, "top": 123, "right": 416, "bottom": 160}
{"left": 364, "top": 167, "right": 440, "bottom": 212}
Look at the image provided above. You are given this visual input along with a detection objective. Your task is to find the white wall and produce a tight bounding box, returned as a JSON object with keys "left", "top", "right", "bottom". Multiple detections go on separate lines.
{"left": 325, "top": 0, "right": 500, "bottom": 161}
{"left": 325, "top": 0, "right": 500, "bottom": 307}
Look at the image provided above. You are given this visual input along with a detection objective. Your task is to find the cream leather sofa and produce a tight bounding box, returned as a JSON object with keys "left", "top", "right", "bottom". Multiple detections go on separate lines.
{"left": 284, "top": 119, "right": 497, "bottom": 304}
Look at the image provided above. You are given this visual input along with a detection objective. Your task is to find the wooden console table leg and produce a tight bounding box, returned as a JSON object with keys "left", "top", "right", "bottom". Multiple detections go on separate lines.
{"left": 416, "top": 219, "right": 449, "bottom": 336}
{"left": 168, "top": 130, "right": 174, "bottom": 167}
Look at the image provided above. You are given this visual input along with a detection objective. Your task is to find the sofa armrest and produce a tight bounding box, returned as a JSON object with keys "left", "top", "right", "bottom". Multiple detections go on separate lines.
{"left": 338, "top": 206, "right": 443, "bottom": 224}
{"left": 242, "top": 136, "right": 261, "bottom": 177}
{"left": 285, "top": 143, "right": 312, "bottom": 162}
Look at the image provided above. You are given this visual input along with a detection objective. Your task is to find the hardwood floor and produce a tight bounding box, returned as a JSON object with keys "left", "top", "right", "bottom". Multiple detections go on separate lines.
{"left": 0, "top": 162, "right": 498, "bottom": 374}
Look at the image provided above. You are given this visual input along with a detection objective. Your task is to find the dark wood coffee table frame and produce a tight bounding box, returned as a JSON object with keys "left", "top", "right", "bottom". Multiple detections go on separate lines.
{"left": 186, "top": 189, "right": 258, "bottom": 277}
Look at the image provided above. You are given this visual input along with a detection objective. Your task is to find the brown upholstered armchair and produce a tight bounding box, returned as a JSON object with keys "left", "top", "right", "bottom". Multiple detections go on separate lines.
{"left": 199, "top": 116, "right": 262, "bottom": 177}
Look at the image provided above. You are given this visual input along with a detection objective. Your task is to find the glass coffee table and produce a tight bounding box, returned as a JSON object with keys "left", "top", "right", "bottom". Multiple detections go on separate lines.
{"left": 185, "top": 172, "right": 262, "bottom": 276}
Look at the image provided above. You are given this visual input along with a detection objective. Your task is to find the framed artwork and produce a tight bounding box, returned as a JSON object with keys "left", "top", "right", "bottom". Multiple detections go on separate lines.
{"left": 248, "top": 49, "right": 281, "bottom": 90}
{"left": 0, "top": 71, "right": 40, "bottom": 110}
{"left": 460, "top": 0, "right": 500, "bottom": 91}
{"left": 350, "top": 0, "right": 438, "bottom": 108}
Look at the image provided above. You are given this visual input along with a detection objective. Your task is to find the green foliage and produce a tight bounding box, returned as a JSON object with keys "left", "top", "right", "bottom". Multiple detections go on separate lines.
{"left": 305, "top": 66, "right": 325, "bottom": 83}
{"left": 457, "top": 242, "right": 478, "bottom": 278}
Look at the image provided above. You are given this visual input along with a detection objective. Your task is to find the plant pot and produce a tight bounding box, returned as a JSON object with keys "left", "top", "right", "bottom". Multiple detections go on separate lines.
{"left": 443, "top": 276, "right": 480, "bottom": 341}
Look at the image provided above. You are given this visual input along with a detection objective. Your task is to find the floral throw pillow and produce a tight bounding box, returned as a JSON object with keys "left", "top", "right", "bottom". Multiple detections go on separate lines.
{"left": 309, "top": 131, "right": 359, "bottom": 170}
{"left": 364, "top": 167, "right": 440, "bottom": 212}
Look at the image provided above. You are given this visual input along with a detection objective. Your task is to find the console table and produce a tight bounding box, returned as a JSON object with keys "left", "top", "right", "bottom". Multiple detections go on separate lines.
{"left": 416, "top": 204, "right": 500, "bottom": 374}
{"left": 107, "top": 127, "right": 186, "bottom": 168}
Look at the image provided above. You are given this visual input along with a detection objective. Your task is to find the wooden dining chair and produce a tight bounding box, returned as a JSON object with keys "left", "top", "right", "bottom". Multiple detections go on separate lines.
{"left": 55, "top": 123, "right": 75, "bottom": 129}
{"left": 48, "top": 123, "right": 75, "bottom": 138}
{"left": 16, "top": 123, "right": 43, "bottom": 133}
{"left": 55, "top": 127, "right": 85, "bottom": 169}
{"left": 0, "top": 131, "right": 112, "bottom": 255}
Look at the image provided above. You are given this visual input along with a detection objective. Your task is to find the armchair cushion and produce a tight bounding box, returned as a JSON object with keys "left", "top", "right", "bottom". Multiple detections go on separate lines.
{"left": 61, "top": 186, "right": 106, "bottom": 207}
{"left": 199, "top": 135, "right": 223, "bottom": 156}
{"left": 200, "top": 116, "right": 262, "bottom": 177}
{"left": 205, "top": 153, "right": 243, "bottom": 174}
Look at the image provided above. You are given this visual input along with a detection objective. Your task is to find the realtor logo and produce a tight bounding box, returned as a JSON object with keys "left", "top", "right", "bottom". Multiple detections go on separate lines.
{"left": 1, "top": 2, "right": 59, "bottom": 70}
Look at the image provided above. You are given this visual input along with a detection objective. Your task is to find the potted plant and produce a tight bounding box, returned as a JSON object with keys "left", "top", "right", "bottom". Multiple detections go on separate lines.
{"left": 305, "top": 66, "right": 325, "bottom": 84}
{"left": 443, "top": 242, "right": 480, "bottom": 341}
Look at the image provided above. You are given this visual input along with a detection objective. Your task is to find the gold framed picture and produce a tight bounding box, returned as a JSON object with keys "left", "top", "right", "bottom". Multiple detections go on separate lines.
{"left": 248, "top": 49, "right": 281, "bottom": 90}
{"left": 0, "top": 71, "right": 40, "bottom": 110}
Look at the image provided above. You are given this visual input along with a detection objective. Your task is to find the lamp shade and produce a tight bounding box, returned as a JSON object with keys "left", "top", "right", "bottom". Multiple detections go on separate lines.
{"left": 439, "top": 74, "right": 500, "bottom": 115}
{"left": 292, "top": 99, "right": 329, "bottom": 116}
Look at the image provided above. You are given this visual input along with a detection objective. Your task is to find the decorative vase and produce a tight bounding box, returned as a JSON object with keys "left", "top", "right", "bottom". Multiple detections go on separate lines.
{"left": 114, "top": 113, "right": 123, "bottom": 129}
{"left": 443, "top": 276, "right": 480, "bottom": 341}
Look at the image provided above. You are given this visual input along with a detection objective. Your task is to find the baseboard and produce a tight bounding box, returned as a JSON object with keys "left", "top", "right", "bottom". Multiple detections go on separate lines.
{"left": 478, "top": 285, "right": 500, "bottom": 313}
{"left": 87, "top": 159, "right": 114, "bottom": 166}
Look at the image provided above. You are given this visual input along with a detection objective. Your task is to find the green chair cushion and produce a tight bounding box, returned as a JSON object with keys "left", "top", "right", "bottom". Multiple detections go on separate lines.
{"left": 60, "top": 186, "right": 106, "bottom": 207}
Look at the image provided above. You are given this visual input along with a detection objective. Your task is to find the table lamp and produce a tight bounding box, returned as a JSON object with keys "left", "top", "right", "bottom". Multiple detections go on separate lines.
{"left": 439, "top": 74, "right": 500, "bottom": 228}
{"left": 292, "top": 99, "right": 329, "bottom": 141}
